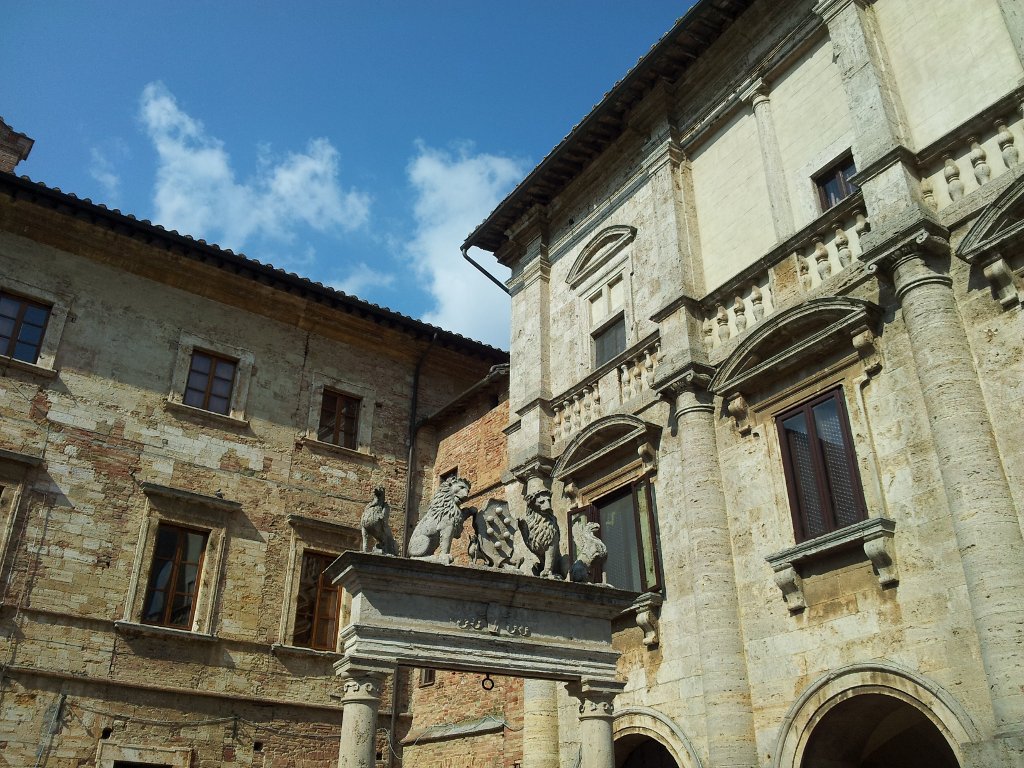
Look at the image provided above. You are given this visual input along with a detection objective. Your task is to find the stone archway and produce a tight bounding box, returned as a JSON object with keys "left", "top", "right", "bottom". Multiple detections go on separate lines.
{"left": 800, "top": 693, "right": 958, "bottom": 768}
{"left": 618, "top": 736, "right": 678, "bottom": 768}
{"left": 613, "top": 707, "right": 702, "bottom": 768}
{"left": 773, "top": 662, "right": 979, "bottom": 768}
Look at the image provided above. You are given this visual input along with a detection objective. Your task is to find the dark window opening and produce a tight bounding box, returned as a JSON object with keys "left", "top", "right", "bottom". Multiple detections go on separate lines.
{"left": 184, "top": 350, "right": 237, "bottom": 415}
{"left": 814, "top": 154, "right": 858, "bottom": 211}
{"left": 293, "top": 550, "right": 341, "bottom": 651}
{"left": 593, "top": 316, "right": 626, "bottom": 368}
{"left": 418, "top": 668, "right": 436, "bottom": 687}
{"left": 0, "top": 292, "right": 51, "bottom": 364}
{"left": 142, "top": 523, "right": 208, "bottom": 629}
{"left": 777, "top": 389, "right": 867, "bottom": 543}
{"left": 573, "top": 479, "right": 661, "bottom": 592}
{"left": 318, "top": 390, "right": 360, "bottom": 449}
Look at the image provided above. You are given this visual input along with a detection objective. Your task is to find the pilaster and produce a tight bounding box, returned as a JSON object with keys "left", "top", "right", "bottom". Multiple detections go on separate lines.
{"left": 740, "top": 78, "right": 795, "bottom": 240}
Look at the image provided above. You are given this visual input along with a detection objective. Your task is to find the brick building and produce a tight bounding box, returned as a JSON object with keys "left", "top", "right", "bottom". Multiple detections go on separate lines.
{"left": 0, "top": 137, "right": 507, "bottom": 767}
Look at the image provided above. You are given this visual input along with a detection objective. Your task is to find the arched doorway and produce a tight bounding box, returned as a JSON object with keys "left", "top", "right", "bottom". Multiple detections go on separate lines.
{"left": 801, "top": 693, "right": 959, "bottom": 768}
{"left": 617, "top": 735, "right": 679, "bottom": 768}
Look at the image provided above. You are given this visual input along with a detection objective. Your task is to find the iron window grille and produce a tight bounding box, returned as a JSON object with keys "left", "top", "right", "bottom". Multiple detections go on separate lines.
{"left": 777, "top": 388, "right": 868, "bottom": 543}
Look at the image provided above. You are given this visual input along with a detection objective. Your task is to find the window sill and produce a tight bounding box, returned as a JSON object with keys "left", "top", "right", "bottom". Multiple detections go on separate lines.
{"left": 164, "top": 399, "right": 249, "bottom": 429}
{"left": 0, "top": 355, "right": 58, "bottom": 380}
{"left": 271, "top": 643, "right": 340, "bottom": 659}
{"left": 114, "top": 620, "right": 218, "bottom": 643}
{"left": 298, "top": 436, "right": 376, "bottom": 463}
{"left": 765, "top": 517, "right": 897, "bottom": 613}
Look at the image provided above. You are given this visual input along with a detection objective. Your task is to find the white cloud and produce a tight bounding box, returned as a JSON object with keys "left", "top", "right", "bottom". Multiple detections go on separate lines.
{"left": 331, "top": 262, "right": 396, "bottom": 297}
{"left": 89, "top": 147, "right": 121, "bottom": 201}
{"left": 138, "top": 82, "right": 370, "bottom": 254}
{"left": 406, "top": 143, "right": 524, "bottom": 349}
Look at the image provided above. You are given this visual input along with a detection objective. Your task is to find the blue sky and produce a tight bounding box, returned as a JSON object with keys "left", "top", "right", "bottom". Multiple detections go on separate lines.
{"left": 5, "top": 2, "right": 694, "bottom": 349}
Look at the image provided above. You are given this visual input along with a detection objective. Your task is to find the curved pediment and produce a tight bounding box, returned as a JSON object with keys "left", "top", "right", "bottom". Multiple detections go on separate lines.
{"left": 553, "top": 414, "right": 659, "bottom": 482}
{"left": 957, "top": 174, "right": 1024, "bottom": 263}
{"left": 566, "top": 225, "right": 636, "bottom": 288}
{"left": 709, "top": 297, "right": 881, "bottom": 396}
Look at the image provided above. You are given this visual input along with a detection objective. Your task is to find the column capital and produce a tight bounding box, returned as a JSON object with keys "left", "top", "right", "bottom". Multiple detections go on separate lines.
{"left": 739, "top": 77, "right": 770, "bottom": 107}
{"left": 333, "top": 658, "right": 394, "bottom": 704}
{"left": 655, "top": 362, "right": 716, "bottom": 414}
{"left": 812, "top": 0, "right": 870, "bottom": 26}
{"left": 863, "top": 225, "right": 952, "bottom": 300}
{"left": 566, "top": 679, "right": 625, "bottom": 721}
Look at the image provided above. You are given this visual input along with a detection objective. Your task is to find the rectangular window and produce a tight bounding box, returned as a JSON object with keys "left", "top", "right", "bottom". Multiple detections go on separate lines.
{"left": 293, "top": 550, "right": 342, "bottom": 651}
{"left": 814, "top": 155, "right": 858, "bottom": 211}
{"left": 183, "top": 350, "right": 237, "bottom": 415}
{"left": 418, "top": 668, "right": 436, "bottom": 687}
{"left": 575, "top": 479, "right": 661, "bottom": 592}
{"left": 0, "top": 292, "right": 51, "bottom": 364}
{"left": 142, "top": 523, "right": 208, "bottom": 629}
{"left": 777, "top": 389, "right": 867, "bottom": 543}
{"left": 317, "top": 390, "right": 360, "bottom": 449}
{"left": 593, "top": 316, "right": 626, "bottom": 367}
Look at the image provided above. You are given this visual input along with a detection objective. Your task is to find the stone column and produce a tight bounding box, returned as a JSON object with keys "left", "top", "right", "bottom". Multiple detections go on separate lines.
{"left": 669, "top": 371, "right": 759, "bottom": 768}
{"left": 335, "top": 662, "right": 392, "bottom": 768}
{"left": 889, "top": 236, "right": 1024, "bottom": 736}
{"left": 522, "top": 679, "right": 561, "bottom": 768}
{"left": 996, "top": 0, "right": 1024, "bottom": 73}
{"left": 741, "top": 78, "right": 795, "bottom": 240}
{"left": 568, "top": 679, "right": 624, "bottom": 768}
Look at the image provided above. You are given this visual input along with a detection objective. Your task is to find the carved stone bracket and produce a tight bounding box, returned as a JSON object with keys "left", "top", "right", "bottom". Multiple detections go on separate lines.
{"left": 631, "top": 592, "right": 664, "bottom": 649}
{"left": 765, "top": 518, "right": 898, "bottom": 613}
{"left": 982, "top": 255, "right": 1022, "bottom": 308}
{"left": 726, "top": 392, "right": 751, "bottom": 436}
{"left": 851, "top": 324, "right": 883, "bottom": 376}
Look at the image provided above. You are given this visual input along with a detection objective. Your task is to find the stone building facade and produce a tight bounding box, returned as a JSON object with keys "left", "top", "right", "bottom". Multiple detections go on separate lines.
{"left": 448, "top": 0, "right": 1024, "bottom": 767}
{"left": 0, "top": 161, "right": 508, "bottom": 767}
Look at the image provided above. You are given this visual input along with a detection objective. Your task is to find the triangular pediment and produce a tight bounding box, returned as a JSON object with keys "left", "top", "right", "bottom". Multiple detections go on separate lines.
{"left": 566, "top": 225, "right": 636, "bottom": 288}
{"left": 957, "top": 174, "right": 1024, "bottom": 263}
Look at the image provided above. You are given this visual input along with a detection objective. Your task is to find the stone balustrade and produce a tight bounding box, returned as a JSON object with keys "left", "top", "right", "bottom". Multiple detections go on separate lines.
{"left": 617, "top": 339, "right": 662, "bottom": 403}
{"left": 796, "top": 208, "right": 870, "bottom": 292}
{"left": 702, "top": 274, "right": 775, "bottom": 352}
{"left": 919, "top": 102, "right": 1023, "bottom": 212}
{"left": 552, "top": 382, "right": 602, "bottom": 444}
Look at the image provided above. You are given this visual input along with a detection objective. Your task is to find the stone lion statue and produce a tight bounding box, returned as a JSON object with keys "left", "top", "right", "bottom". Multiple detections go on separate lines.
{"left": 407, "top": 476, "right": 472, "bottom": 563}
{"left": 569, "top": 514, "right": 607, "bottom": 584}
{"left": 361, "top": 485, "right": 397, "bottom": 556}
{"left": 518, "top": 489, "right": 562, "bottom": 579}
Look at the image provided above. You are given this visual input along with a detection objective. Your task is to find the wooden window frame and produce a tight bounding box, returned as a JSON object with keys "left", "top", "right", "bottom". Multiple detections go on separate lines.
{"left": 418, "top": 668, "right": 436, "bottom": 687}
{"left": 776, "top": 388, "right": 867, "bottom": 544}
{"left": 141, "top": 522, "right": 209, "bottom": 630}
{"left": 572, "top": 478, "right": 662, "bottom": 592}
{"left": 0, "top": 291, "right": 51, "bottom": 364}
{"left": 292, "top": 549, "right": 342, "bottom": 651}
{"left": 183, "top": 349, "right": 238, "bottom": 416}
{"left": 317, "top": 389, "right": 361, "bottom": 450}
{"left": 814, "top": 154, "right": 858, "bottom": 212}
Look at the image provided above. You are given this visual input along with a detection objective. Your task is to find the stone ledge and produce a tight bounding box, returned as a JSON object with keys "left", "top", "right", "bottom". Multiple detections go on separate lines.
{"left": 271, "top": 643, "right": 340, "bottom": 660}
{"left": 0, "top": 355, "right": 58, "bottom": 380}
{"left": 114, "top": 620, "right": 218, "bottom": 643}
{"left": 765, "top": 517, "right": 898, "bottom": 613}
{"left": 297, "top": 436, "right": 376, "bottom": 463}
{"left": 163, "top": 399, "right": 249, "bottom": 429}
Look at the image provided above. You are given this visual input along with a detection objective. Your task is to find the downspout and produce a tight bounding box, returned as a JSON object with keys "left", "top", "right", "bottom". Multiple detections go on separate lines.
{"left": 462, "top": 246, "right": 510, "bottom": 295}
{"left": 392, "top": 331, "right": 437, "bottom": 766}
